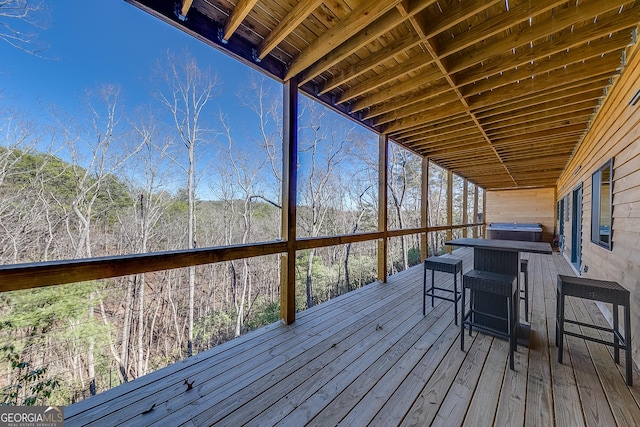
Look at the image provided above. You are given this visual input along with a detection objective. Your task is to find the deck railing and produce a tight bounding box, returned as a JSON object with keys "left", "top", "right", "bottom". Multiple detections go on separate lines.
{"left": 0, "top": 223, "right": 483, "bottom": 293}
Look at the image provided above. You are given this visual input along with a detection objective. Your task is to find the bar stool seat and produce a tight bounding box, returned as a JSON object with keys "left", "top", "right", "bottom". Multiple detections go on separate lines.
{"left": 423, "top": 256, "right": 463, "bottom": 325}
{"left": 556, "top": 274, "right": 632, "bottom": 386}
{"left": 520, "top": 259, "right": 529, "bottom": 322}
{"left": 461, "top": 269, "right": 518, "bottom": 370}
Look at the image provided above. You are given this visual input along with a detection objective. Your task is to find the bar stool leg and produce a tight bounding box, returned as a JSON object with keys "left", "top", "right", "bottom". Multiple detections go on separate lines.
{"left": 453, "top": 272, "right": 458, "bottom": 326}
{"left": 461, "top": 285, "right": 466, "bottom": 351}
{"left": 423, "top": 264, "right": 427, "bottom": 316}
{"left": 625, "top": 305, "right": 633, "bottom": 386}
{"left": 613, "top": 304, "right": 620, "bottom": 364}
{"left": 469, "top": 289, "right": 474, "bottom": 337}
{"left": 557, "top": 290, "right": 565, "bottom": 364}
{"left": 523, "top": 267, "right": 529, "bottom": 322}
{"left": 508, "top": 294, "right": 514, "bottom": 370}
{"left": 431, "top": 270, "right": 436, "bottom": 308}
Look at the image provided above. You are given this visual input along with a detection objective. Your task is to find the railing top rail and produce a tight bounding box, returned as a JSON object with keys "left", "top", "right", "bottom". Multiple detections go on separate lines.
{"left": 0, "top": 223, "right": 484, "bottom": 293}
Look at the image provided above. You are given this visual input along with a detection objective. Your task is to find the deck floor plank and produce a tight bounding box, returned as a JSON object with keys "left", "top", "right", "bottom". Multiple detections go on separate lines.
{"left": 562, "top": 293, "right": 617, "bottom": 427}
{"left": 64, "top": 248, "right": 640, "bottom": 427}
{"left": 461, "top": 337, "right": 508, "bottom": 427}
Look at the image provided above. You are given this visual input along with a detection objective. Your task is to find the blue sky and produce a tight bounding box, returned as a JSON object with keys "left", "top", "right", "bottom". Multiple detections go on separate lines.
{"left": 0, "top": 1, "right": 254, "bottom": 119}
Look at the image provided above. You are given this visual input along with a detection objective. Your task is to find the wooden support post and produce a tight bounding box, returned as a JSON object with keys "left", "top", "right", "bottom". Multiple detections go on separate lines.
{"left": 378, "top": 134, "right": 388, "bottom": 282}
{"left": 473, "top": 183, "right": 479, "bottom": 238}
{"left": 421, "top": 157, "right": 429, "bottom": 261}
{"left": 280, "top": 77, "right": 298, "bottom": 324}
{"left": 482, "top": 187, "right": 487, "bottom": 238}
{"left": 446, "top": 169, "right": 453, "bottom": 253}
{"left": 462, "top": 178, "right": 468, "bottom": 238}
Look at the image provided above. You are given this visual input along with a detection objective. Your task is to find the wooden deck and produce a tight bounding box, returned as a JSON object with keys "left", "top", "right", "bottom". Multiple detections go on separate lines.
{"left": 65, "top": 248, "right": 640, "bottom": 426}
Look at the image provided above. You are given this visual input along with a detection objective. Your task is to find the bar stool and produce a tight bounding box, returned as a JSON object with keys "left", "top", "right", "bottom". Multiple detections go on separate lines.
{"left": 423, "top": 256, "right": 463, "bottom": 325}
{"left": 461, "top": 269, "right": 518, "bottom": 370}
{"left": 520, "top": 259, "right": 529, "bottom": 322}
{"left": 556, "top": 274, "right": 632, "bottom": 386}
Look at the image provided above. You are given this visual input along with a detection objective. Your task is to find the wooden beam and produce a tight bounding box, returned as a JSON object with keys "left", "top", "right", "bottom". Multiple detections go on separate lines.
{"left": 457, "top": 26, "right": 634, "bottom": 88}
{"left": 320, "top": 32, "right": 422, "bottom": 94}
{"left": 481, "top": 98, "right": 600, "bottom": 129}
{"left": 280, "top": 77, "right": 298, "bottom": 324}
{"left": 258, "top": 0, "right": 324, "bottom": 60}
{"left": 285, "top": 0, "right": 402, "bottom": 81}
{"left": 467, "top": 57, "right": 621, "bottom": 109}
{"left": 438, "top": 0, "right": 567, "bottom": 60}
{"left": 180, "top": 0, "right": 193, "bottom": 18}
{"left": 338, "top": 51, "right": 436, "bottom": 104}
{"left": 383, "top": 102, "right": 467, "bottom": 134}
{"left": 223, "top": 0, "right": 259, "bottom": 41}
{"left": 295, "top": 0, "right": 438, "bottom": 84}
{"left": 448, "top": 0, "right": 639, "bottom": 74}
{"left": 378, "top": 134, "right": 389, "bottom": 282}
{"left": 473, "top": 79, "right": 610, "bottom": 118}
{"left": 460, "top": 34, "right": 631, "bottom": 97}
{"left": 350, "top": 67, "right": 444, "bottom": 113}
{"left": 421, "top": 157, "right": 429, "bottom": 260}
{"left": 367, "top": 85, "right": 457, "bottom": 123}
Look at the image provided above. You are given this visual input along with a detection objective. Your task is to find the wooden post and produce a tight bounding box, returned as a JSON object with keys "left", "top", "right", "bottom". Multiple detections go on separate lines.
{"left": 473, "top": 183, "right": 479, "bottom": 238}
{"left": 421, "top": 157, "right": 429, "bottom": 261}
{"left": 280, "top": 77, "right": 298, "bottom": 324}
{"left": 462, "top": 178, "right": 468, "bottom": 238}
{"left": 446, "top": 169, "right": 453, "bottom": 253}
{"left": 378, "top": 134, "right": 388, "bottom": 282}
{"left": 482, "top": 187, "right": 487, "bottom": 238}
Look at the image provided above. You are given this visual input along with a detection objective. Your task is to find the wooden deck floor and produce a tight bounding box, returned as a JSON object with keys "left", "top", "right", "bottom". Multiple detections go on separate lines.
{"left": 65, "top": 248, "right": 640, "bottom": 426}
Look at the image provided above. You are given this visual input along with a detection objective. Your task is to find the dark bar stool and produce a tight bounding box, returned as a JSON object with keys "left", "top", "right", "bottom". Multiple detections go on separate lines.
{"left": 461, "top": 269, "right": 518, "bottom": 370}
{"left": 556, "top": 274, "right": 632, "bottom": 386}
{"left": 520, "top": 259, "right": 529, "bottom": 322}
{"left": 423, "top": 256, "right": 463, "bottom": 325}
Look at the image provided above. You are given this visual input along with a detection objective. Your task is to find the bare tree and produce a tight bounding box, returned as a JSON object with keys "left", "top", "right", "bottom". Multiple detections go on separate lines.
{"left": 387, "top": 143, "right": 421, "bottom": 271}
{"left": 428, "top": 162, "right": 448, "bottom": 255}
{"left": 0, "top": 111, "right": 37, "bottom": 264}
{"left": 0, "top": 0, "right": 47, "bottom": 54}
{"left": 214, "top": 113, "right": 266, "bottom": 336}
{"left": 156, "top": 51, "right": 219, "bottom": 357}
{"left": 297, "top": 101, "right": 353, "bottom": 308}
{"left": 56, "top": 85, "right": 144, "bottom": 393}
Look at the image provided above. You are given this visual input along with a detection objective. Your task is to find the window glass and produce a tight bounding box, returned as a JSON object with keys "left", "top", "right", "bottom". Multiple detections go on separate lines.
{"left": 591, "top": 158, "right": 613, "bottom": 249}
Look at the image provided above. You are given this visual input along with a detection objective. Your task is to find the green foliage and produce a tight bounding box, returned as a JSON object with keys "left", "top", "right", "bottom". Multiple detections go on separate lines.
{"left": 2, "top": 148, "right": 132, "bottom": 210}
{"left": 345, "top": 254, "right": 377, "bottom": 289}
{"left": 0, "top": 283, "right": 113, "bottom": 404}
{"left": 1, "top": 322, "right": 60, "bottom": 406}
{"left": 408, "top": 246, "right": 421, "bottom": 267}
{"left": 193, "top": 310, "right": 234, "bottom": 349}
{"left": 245, "top": 298, "right": 279, "bottom": 330}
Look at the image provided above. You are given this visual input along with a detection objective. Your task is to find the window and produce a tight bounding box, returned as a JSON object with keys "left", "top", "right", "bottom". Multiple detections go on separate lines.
{"left": 591, "top": 158, "right": 613, "bottom": 249}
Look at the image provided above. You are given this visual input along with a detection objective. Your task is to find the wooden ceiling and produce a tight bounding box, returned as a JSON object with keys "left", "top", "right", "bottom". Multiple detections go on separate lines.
{"left": 126, "top": 0, "right": 640, "bottom": 189}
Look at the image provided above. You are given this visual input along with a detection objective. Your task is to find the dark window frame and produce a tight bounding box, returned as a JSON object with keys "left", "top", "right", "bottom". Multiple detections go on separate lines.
{"left": 591, "top": 158, "right": 613, "bottom": 250}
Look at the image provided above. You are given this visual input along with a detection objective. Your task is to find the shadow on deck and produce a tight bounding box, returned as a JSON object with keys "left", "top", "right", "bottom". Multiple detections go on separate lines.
{"left": 65, "top": 248, "right": 640, "bottom": 426}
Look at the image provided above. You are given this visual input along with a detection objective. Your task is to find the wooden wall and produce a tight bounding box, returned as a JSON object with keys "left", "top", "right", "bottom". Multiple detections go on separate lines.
{"left": 556, "top": 42, "right": 640, "bottom": 365}
{"left": 485, "top": 188, "right": 556, "bottom": 243}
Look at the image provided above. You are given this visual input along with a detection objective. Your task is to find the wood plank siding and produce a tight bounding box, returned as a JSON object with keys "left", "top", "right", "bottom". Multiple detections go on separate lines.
{"left": 556, "top": 42, "right": 640, "bottom": 366}
{"left": 65, "top": 248, "right": 640, "bottom": 426}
